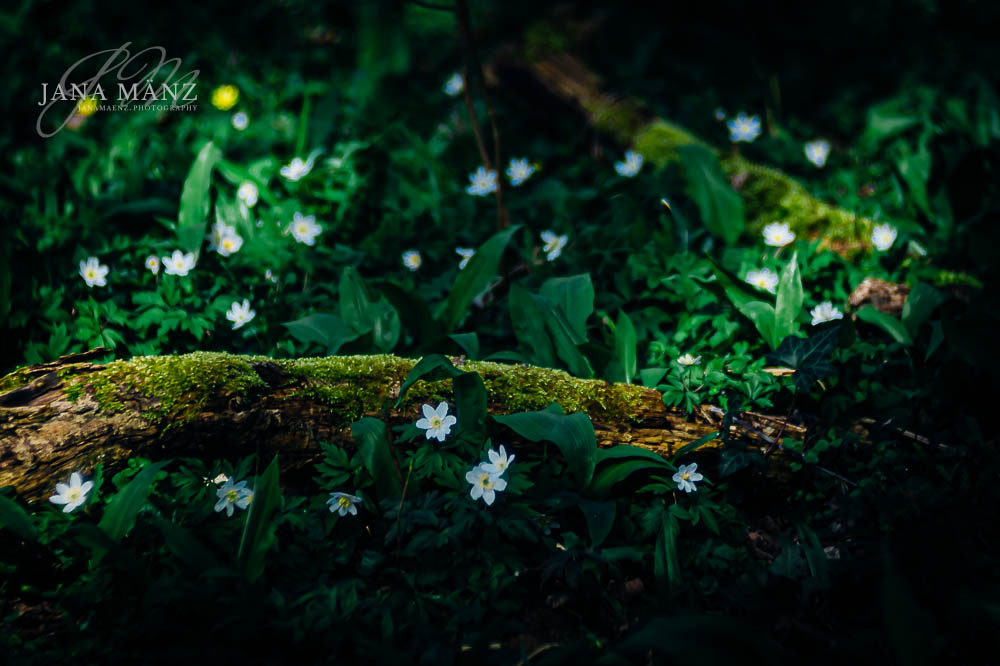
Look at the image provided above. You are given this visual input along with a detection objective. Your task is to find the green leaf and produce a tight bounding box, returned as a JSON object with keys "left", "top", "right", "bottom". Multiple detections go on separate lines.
{"left": 155, "top": 518, "right": 219, "bottom": 571}
{"left": 370, "top": 302, "right": 401, "bottom": 352}
{"left": 901, "top": 282, "right": 944, "bottom": 338}
{"left": 639, "top": 367, "right": 667, "bottom": 388}
{"left": 708, "top": 258, "right": 760, "bottom": 310}
{"left": 339, "top": 266, "right": 376, "bottom": 334}
{"left": 614, "top": 311, "right": 637, "bottom": 384}
{"left": 282, "top": 313, "right": 360, "bottom": 354}
{"left": 0, "top": 494, "right": 37, "bottom": 542}
{"left": 177, "top": 141, "right": 222, "bottom": 256}
{"left": 437, "top": 225, "right": 519, "bottom": 331}
{"left": 654, "top": 512, "right": 681, "bottom": 589}
{"left": 590, "top": 458, "right": 670, "bottom": 495}
{"left": 766, "top": 325, "right": 840, "bottom": 392}
{"left": 671, "top": 431, "right": 720, "bottom": 463}
{"left": 862, "top": 100, "right": 920, "bottom": 145}
{"left": 774, "top": 251, "right": 803, "bottom": 343}
{"left": 856, "top": 306, "right": 913, "bottom": 345}
{"left": 379, "top": 282, "right": 442, "bottom": 347}
{"left": 237, "top": 455, "right": 282, "bottom": 583}
{"left": 454, "top": 372, "right": 488, "bottom": 437}
{"left": 578, "top": 499, "right": 616, "bottom": 548}
{"left": 447, "top": 333, "right": 479, "bottom": 360}
{"left": 678, "top": 144, "right": 745, "bottom": 245}
{"left": 540, "top": 274, "right": 594, "bottom": 341}
{"left": 897, "top": 134, "right": 933, "bottom": 216}
{"left": 98, "top": 460, "right": 170, "bottom": 543}
{"left": 738, "top": 301, "right": 778, "bottom": 349}
{"left": 351, "top": 418, "right": 401, "bottom": 499}
{"left": 509, "top": 284, "right": 556, "bottom": 368}
{"left": 493, "top": 404, "right": 597, "bottom": 486}
{"left": 534, "top": 294, "right": 594, "bottom": 377}
{"left": 395, "top": 354, "right": 464, "bottom": 407}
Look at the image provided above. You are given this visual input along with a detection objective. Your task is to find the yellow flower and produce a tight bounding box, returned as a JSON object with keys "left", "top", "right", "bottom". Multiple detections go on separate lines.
{"left": 211, "top": 84, "right": 240, "bottom": 111}
{"left": 76, "top": 96, "right": 99, "bottom": 117}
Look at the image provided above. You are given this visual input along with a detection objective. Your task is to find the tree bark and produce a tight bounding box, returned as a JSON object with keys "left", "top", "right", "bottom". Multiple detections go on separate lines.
{"left": 0, "top": 351, "right": 801, "bottom": 500}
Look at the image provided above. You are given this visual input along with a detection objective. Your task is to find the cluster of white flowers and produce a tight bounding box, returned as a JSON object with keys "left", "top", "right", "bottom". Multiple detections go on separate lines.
{"left": 466, "top": 166, "right": 498, "bottom": 196}
{"left": 672, "top": 463, "right": 704, "bottom": 493}
{"left": 745, "top": 267, "right": 779, "bottom": 294}
{"left": 506, "top": 157, "right": 536, "bottom": 186}
{"left": 614, "top": 150, "right": 643, "bottom": 177}
{"left": 415, "top": 402, "right": 458, "bottom": 442}
{"left": 540, "top": 230, "right": 567, "bottom": 261}
{"left": 402, "top": 250, "right": 422, "bottom": 271}
{"left": 466, "top": 445, "right": 514, "bottom": 506}
{"left": 214, "top": 478, "right": 253, "bottom": 517}
{"left": 79, "top": 257, "right": 109, "bottom": 288}
{"left": 226, "top": 299, "right": 256, "bottom": 330}
{"left": 288, "top": 212, "right": 322, "bottom": 245}
{"left": 727, "top": 113, "right": 762, "bottom": 143}
{"left": 762, "top": 222, "right": 795, "bottom": 247}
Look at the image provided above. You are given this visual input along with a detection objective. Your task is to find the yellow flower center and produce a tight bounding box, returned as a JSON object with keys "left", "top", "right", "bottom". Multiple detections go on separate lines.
{"left": 85, "top": 269, "right": 97, "bottom": 279}
{"left": 76, "top": 96, "right": 98, "bottom": 117}
{"left": 338, "top": 497, "right": 351, "bottom": 509}
{"left": 226, "top": 490, "right": 239, "bottom": 502}
{"left": 222, "top": 238, "right": 235, "bottom": 250}
{"left": 429, "top": 416, "right": 442, "bottom": 429}
{"left": 296, "top": 223, "right": 308, "bottom": 234}
{"left": 479, "top": 474, "right": 493, "bottom": 489}
{"left": 66, "top": 488, "right": 81, "bottom": 501}
{"left": 681, "top": 473, "right": 691, "bottom": 480}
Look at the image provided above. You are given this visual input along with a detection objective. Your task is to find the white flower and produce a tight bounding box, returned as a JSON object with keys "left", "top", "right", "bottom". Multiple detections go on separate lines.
{"left": 714, "top": 107, "right": 726, "bottom": 121}
{"left": 402, "top": 250, "right": 422, "bottom": 271}
{"left": 481, "top": 445, "right": 515, "bottom": 476}
{"left": 145, "top": 255, "right": 160, "bottom": 275}
{"left": 280, "top": 151, "right": 321, "bottom": 182}
{"left": 804, "top": 139, "right": 830, "bottom": 168}
{"left": 762, "top": 222, "right": 796, "bottom": 247}
{"left": 231, "top": 111, "right": 249, "bottom": 131}
{"left": 455, "top": 247, "right": 475, "bottom": 270}
{"left": 216, "top": 232, "right": 244, "bottom": 257}
{"left": 540, "top": 230, "right": 568, "bottom": 261}
{"left": 810, "top": 301, "right": 844, "bottom": 326}
{"left": 161, "top": 250, "right": 196, "bottom": 277}
{"left": 212, "top": 473, "right": 229, "bottom": 485}
{"left": 237, "top": 181, "right": 258, "bottom": 208}
{"left": 49, "top": 472, "right": 93, "bottom": 513}
{"left": 745, "top": 267, "right": 779, "bottom": 294}
{"left": 207, "top": 221, "right": 236, "bottom": 251}
{"left": 506, "top": 158, "right": 536, "bottom": 186}
{"left": 672, "top": 463, "right": 704, "bottom": 493}
{"left": 79, "top": 257, "right": 109, "bottom": 288}
{"left": 466, "top": 166, "right": 498, "bottom": 196}
{"left": 443, "top": 72, "right": 464, "bottom": 97}
{"left": 226, "top": 299, "right": 256, "bottom": 330}
{"left": 466, "top": 465, "right": 507, "bottom": 506}
{"left": 871, "top": 223, "right": 898, "bottom": 251}
{"left": 327, "top": 491, "right": 362, "bottom": 516}
{"left": 415, "top": 401, "right": 457, "bottom": 442}
{"left": 677, "top": 353, "right": 702, "bottom": 367}
{"left": 288, "top": 212, "right": 322, "bottom": 245}
{"left": 214, "top": 478, "right": 252, "bottom": 517}
{"left": 727, "top": 112, "right": 762, "bottom": 143}
{"left": 614, "top": 150, "right": 643, "bottom": 177}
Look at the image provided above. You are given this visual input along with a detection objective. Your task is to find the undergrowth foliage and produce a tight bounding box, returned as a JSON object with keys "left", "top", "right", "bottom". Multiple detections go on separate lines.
{"left": 2, "top": 0, "right": 1000, "bottom": 663}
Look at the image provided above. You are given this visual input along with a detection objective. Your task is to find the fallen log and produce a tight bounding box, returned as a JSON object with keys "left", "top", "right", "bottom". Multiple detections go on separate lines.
{"left": 0, "top": 351, "right": 800, "bottom": 500}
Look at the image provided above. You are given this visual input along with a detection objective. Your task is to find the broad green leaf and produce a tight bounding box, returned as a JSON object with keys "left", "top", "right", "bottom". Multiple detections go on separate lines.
{"left": 98, "top": 460, "right": 170, "bottom": 543}
{"left": 493, "top": 404, "right": 597, "bottom": 486}
{"left": 0, "top": 494, "right": 36, "bottom": 541}
{"left": 509, "top": 284, "right": 556, "bottom": 368}
{"left": 578, "top": 499, "right": 616, "bottom": 548}
{"left": 670, "top": 431, "right": 720, "bottom": 463}
{"left": 379, "top": 282, "right": 442, "bottom": 347}
{"left": 454, "top": 372, "right": 488, "bottom": 437}
{"left": 590, "top": 458, "right": 670, "bottom": 495}
{"left": 856, "top": 306, "right": 913, "bottom": 345}
{"left": 738, "top": 301, "right": 778, "bottom": 349}
{"left": 774, "top": 251, "right": 803, "bottom": 343}
{"left": 447, "top": 333, "right": 479, "bottom": 360}
{"left": 282, "top": 313, "right": 359, "bottom": 355}
{"left": 351, "top": 418, "right": 401, "bottom": 499}
{"left": 901, "top": 282, "right": 944, "bottom": 338}
{"left": 595, "top": 445, "right": 671, "bottom": 466}
{"left": 678, "top": 144, "right": 745, "bottom": 245}
{"left": 614, "top": 311, "right": 637, "bottom": 384}
{"left": 897, "top": 134, "right": 932, "bottom": 216}
{"left": 339, "top": 266, "right": 375, "bottom": 334}
{"left": 540, "top": 274, "right": 594, "bottom": 341}
{"left": 437, "top": 225, "right": 519, "bottom": 331}
{"left": 237, "top": 456, "right": 282, "bottom": 583}
{"left": 654, "top": 512, "right": 681, "bottom": 589}
{"left": 534, "top": 294, "right": 594, "bottom": 377}
{"left": 395, "top": 354, "right": 464, "bottom": 407}
{"left": 177, "top": 141, "right": 221, "bottom": 256}
{"left": 766, "top": 325, "right": 840, "bottom": 392}
{"left": 862, "top": 100, "right": 920, "bottom": 146}
{"left": 370, "top": 302, "right": 401, "bottom": 352}
{"left": 639, "top": 367, "right": 667, "bottom": 388}
{"left": 708, "top": 258, "right": 759, "bottom": 311}
{"left": 155, "top": 517, "right": 219, "bottom": 570}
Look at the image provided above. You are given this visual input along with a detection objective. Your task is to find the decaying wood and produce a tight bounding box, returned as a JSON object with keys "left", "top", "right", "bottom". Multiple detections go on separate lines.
{"left": 848, "top": 277, "right": 910, "bottom": 316}
{"left": 0, "top": 351, "right": 800, "bottom": 500}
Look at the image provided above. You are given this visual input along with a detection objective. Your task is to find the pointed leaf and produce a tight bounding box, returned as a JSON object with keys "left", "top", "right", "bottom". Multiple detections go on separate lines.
{"left": 98, "top": 460, "right": 171, "bottom": 543}
{"left": 437, "top": 225, "right": 519, "bottom": 331}
{"left": 493, "top": 404, "right": 597, "bottom": 486}
{"left": 177, "top": 141, "right": 221, "bottom": 256}
{"left": 0, "top": 494, "right": 37, "bottom": 542}
{"left": 237, "top": 455, "right": 282, "bottom": 582}
{"left": 351, "top": 418, "right": 401, "bottom": 499}
{"left": 678, "top": 145, "right": 745, "bottom": 245}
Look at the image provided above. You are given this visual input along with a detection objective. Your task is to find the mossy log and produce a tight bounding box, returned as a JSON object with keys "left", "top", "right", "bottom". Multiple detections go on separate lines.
{"left": 0, "top": 351, "right": 801, "bottom": 501}
{"left": 486, "top": 25, "right": 873, "bottom": 253}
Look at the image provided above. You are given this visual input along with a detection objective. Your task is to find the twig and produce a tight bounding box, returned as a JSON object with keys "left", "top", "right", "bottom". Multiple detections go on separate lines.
{"left": 731, "top": 415, "right": 857, "bottom": 488}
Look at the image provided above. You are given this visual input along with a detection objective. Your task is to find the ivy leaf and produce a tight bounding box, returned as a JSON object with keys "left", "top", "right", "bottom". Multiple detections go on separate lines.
{"left": 766, "top": 324, "right": 841, "bottom": 391}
